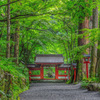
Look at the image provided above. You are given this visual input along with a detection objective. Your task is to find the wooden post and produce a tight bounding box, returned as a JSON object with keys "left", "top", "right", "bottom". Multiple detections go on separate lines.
{"left": 86, "top": 63, "right": 89, "bottom": 79}
{"left": 68, "top": 68, "right": 70, "bottom": 80}
{"left": 41, "top": 65, "right": 43, "bottom": 79}
{"left": 83, "top": 56, "right": 90, "bottom": 79}
{"left": 29, "top": 70, "right": 31, "bottom": 81}
{"left": 55, "top": 65, "right": 56, "bottom": 79}
{"left": 55, "top": 65, "right": 57, "bottom": 79}
{"left": 74, "top": 68, "right": 76, "bottom": 82}
{"left": 64, "top": 69, "right": 67, "bottom": 82}
{"left": 55, "top": 65, "right": 58, "bottom": 79}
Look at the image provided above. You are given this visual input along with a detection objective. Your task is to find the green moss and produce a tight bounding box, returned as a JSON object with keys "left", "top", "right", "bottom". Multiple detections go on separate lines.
{"left": 0, "top": 58, "right": 29, "bottom": 100}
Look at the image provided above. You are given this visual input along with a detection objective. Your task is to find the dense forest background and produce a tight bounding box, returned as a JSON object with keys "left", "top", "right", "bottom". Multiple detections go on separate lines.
{"left": 0, "top": 0, "right": 100, "bottom": 100}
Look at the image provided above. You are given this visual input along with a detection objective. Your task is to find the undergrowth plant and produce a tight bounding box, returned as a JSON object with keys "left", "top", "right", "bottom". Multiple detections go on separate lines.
{"left": 0, "top": 58, "right": 29, "bottom": 100}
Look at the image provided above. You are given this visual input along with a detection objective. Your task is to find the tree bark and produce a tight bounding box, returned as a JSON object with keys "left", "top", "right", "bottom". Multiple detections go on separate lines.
{"left": 90, "top": 5, "right": 98, "bottom": 77}
{"left": 97, "top": 11, "right": 100, "bottom": 79}
{"left": 77, "top": 17, "right": 89, "bottom": 80}
{"left": 14, "top": 21, "right": 19, "bottom": 64}
{"left": 10, "top": 34, "right": 14, "bottom": 57}
{"left": 6, "top": 0, "right": 10, "bottom": 58}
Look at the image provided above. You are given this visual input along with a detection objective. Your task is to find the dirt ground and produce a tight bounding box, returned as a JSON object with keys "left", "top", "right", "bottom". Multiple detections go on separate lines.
{"left": 20, "top": 83, "right": 100, "bottom": 100}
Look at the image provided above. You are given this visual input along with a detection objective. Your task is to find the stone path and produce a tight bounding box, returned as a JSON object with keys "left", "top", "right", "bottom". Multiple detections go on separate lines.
{"left": 20, "top": 83, "right": 100, "bottom": 100}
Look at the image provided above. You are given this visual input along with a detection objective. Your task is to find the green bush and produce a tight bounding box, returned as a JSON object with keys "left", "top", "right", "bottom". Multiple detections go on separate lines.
{"left": 0, "top": 58, "right": 29, "bottom": 100}
{"left": 81, "top": 81, "right": 89, "bottom": 88}
{"left": 81, "top": 77, "right": 100, "bottom": 89}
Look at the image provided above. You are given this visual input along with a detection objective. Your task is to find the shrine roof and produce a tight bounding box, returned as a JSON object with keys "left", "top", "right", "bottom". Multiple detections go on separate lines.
{"left": 35, "top": 54, "right": 64, "bottom": 64}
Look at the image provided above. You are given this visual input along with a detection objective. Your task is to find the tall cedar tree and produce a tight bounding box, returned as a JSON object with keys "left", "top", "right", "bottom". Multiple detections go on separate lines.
{"left": 14, "top": 21, "right": 19, "bottom": 64}
{"left": 6, "top": 0, "right": 10, "bottom": 58}
{"left": 90, "top": 0, "right": 98, "bottom": 77}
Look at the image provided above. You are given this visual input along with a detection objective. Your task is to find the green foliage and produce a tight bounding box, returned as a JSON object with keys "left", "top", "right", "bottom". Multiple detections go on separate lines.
{"left": 0, "top": 58, "right": 29, "bottom": 100}
{"left": 32, "top": 70, "right": 40, "bottom": 75}
{"left": 83, "top": 77, "right": 100, "bottom": 83}
{"left": 1, "top": 0, "right": 99, "bottom": 64}
{"left": 0, "top": 58, "right": 28, "bottom": 78}
{"left": 81, "top": 76, "right": 100, "bottom": 89}
{"left": 0, "top": 90, "right": 6, "bottom": 96}
{"left": 44, "top": 67, "right": 55, "bottom": 79}
{"left": 81, "top": 81, "right": 89, "bottom": 89}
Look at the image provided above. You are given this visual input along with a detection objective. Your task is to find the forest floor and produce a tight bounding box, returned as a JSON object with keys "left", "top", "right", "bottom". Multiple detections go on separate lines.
{"left": 19, "top": 83, "right": 100, "bottom": 100}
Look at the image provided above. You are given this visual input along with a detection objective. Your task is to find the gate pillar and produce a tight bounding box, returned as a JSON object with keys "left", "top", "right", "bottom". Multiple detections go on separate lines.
{"left": 55, "top": 65, "right": 58, "bottom": 79}
{"left": 41, "top": 65, "right": 43, "bottom": 79}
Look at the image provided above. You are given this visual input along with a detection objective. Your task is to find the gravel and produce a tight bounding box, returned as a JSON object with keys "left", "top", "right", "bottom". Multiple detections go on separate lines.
{"left": 20, "top": 83, "right": 100, "bottom": 100}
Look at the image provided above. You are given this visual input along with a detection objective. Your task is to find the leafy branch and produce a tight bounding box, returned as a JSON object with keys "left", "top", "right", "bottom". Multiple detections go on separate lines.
{"left": 0, "top": 0, "right": 21, "bottom": 8}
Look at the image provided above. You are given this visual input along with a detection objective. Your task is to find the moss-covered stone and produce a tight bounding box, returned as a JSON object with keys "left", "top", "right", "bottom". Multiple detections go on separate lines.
{"left": 0, "top": 67, "right": 29, "bottom": 100}
{"left": 87, "top": 83, "right": 100, "bottom": 91}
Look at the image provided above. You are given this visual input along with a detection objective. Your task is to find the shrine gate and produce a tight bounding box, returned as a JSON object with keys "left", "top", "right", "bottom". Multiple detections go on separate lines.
{"left": 27, "top": 54, "right": 76, "bottom": 81}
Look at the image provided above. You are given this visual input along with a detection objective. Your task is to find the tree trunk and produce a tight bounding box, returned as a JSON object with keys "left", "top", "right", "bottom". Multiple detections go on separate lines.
{"left": 97, "top": 51, "right": 100, "bottom": 79}
{"left": 10, "top": 34, "right": 14, "bottom": 57}
{"left": 90, "top": 5, "right": 98, "bottom": 77}
{"left": 77, "top": 17, "right": 89, "bottom": 80}
{"left": 6, "top": 0, "right": 10, "bottom": 58}
{"left": 14, "top": 21, "right": 19, "bottom": 64}
{"left": 97, "top": 11, "right": 100, "bottom": 79}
